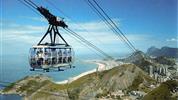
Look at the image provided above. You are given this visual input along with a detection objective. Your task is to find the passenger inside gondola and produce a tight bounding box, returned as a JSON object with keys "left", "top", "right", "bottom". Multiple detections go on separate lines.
{"left": 63, "top": 49, "right": 67, "bottom": 63}
{"left": 29, "top": 46, "right": 73, "bottom": 69}
{"left": 30, "top": 58, "right": 36, "bottom": 67}
{"left": 37, "top": 58, "right": 43, "bottom": 66}
{"left": 36, "top": 48, "right": 43, "bottom": 66}
{"left": 44, "top": 48, "right": 51, "bottom": 65}
{"left": 51, "top": 48, "right": 57, "bottom": 64}
{"left": 67, "top": 49, "right": 72, "bottom": 62}
{"left": 38, "top": 49, "right": 43, "bottom": 58}
{"left": 58, "top": 49, "right": 62, "bottom": 63}
{"left": 44, "top": 49, "right": 48, "bottom": 65}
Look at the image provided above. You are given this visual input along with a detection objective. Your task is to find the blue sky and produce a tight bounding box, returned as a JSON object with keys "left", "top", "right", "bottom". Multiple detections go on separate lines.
{"left": 0, "top": 0, "right": 177, "bottom": 57}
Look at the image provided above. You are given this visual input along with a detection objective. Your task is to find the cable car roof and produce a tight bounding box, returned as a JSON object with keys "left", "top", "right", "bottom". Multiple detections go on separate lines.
{"left": 32, "top": 45, "right": 72, "bottom": 49}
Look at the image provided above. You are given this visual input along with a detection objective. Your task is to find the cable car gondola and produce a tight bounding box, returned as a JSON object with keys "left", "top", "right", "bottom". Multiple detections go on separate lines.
{"left": 22, "top": 0, "right": 113, "bottom": 71}
{"left": 27, "top": 5, "right": 74, "bottom": 72}
{"left": 29, "top": 44, "right": 74, "bottom": 71}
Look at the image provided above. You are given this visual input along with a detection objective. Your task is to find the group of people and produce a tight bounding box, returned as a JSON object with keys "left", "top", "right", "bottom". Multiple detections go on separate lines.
{"left": 30, "top": 48, "right": 72, "bottom": 67}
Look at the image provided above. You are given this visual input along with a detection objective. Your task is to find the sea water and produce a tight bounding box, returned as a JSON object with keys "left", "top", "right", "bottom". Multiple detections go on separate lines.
{"left": 0, "top": 54, "right": 98, "bottom": 86}
{"left": 0, "top": 94, "right": 22, "bottom": 100}
{"left": 0, "top": 54, "right": 99, "bottom": 100}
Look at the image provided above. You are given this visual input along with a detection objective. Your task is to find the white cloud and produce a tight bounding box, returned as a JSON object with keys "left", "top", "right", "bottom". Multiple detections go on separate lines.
{"left": 2, "top": 23, "right": 47, "bottom": 44}
{"left": 68, "top": 19, "right": 120, "bottom": 32}
{"left": 2, "top": 18, "right": 150, "bottom": 54}
{"left": 70, "top": 21, "right": 108, "bottom": 32}
{"left": 166, "top": 38, "right": 178, "bottom": 42}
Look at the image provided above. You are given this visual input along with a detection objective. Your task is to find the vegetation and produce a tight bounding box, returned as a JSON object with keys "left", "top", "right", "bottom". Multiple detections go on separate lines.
{"left": 18, "top": 80, "right": 50, "bottom": 96}
{"left": 143, "top": 80, "right": 178, "bottom": 100}
{"left": 47, "top": 82, "right": 67, "bottom": 90}
{"left": 95, "top": 89, "right": 109, "bottom": 98}
{"left": 3, "top": 76, "right": 30, "bottom": 92}
{"left": 69, "top": 73, "right": 96, "bottom": 88}
{"left": 3, "top": 83, "right": 16, "bottom": 92}
{"left": 32, "top": 91, "right": 52, "bottom": 100}
{"left": 2, "top": 64, "right": 158, "bottom": 99}
{"left": 127, "top": 74, "right": 144, "bottom": 92}
{"left": 2, "top": 75, "right": 51, "bottom": 98}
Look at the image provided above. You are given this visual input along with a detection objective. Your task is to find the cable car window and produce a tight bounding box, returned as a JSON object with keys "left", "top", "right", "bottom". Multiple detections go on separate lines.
{"left": 57, "top": 49, "right": 62, "bottom": 63}
{"left": 35, "top": 48, "right": 43, "bottom": 66}
{"left": 63, "top": 49, "right": 68, "bottom": 63}
{"left": 51, "top": 48, "right": 57, "bottom": 64}
{"left": 36, "top": 48, "right": 43, "bottom": 58}
{"left": 44, "top": 48, "right": 52, "bottom": 65}
{"left": 61, "top": 49, "right": 64, "bottom": 64}
{"left": 30, "top": 48, "right": 37, "bottom": 67}
{"left": 29, "top": 46, "right": 74, "bottom": 71}
{"left": 30, "top": 48, "right": 36, "bottom": 58}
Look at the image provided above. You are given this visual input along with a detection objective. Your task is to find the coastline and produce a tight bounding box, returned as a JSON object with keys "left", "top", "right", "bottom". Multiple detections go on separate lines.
{"left": 55, "top": 60, "right": 123, "bottom": 84}
{"left": 55, "top": 60, "right": 107, "bottom": 84}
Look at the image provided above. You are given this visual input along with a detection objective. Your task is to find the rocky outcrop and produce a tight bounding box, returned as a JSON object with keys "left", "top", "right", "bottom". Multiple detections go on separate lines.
{"left": 61, "top": 64, "right": 155, "bottom": 99}
{"left": 147, "top": 46, "right": 178, "bottom": 58}
{"left": 118, "top": 50, "right": 177, "bottom": 83}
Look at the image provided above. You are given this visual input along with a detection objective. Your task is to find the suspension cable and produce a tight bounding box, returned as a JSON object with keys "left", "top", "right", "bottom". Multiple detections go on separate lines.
{"left": 18, "top": 0, "right": 114, "bottom": 59}
{"left": 86, "top": 0, "right": 136, "bottom": 52}
{"left": 61, "top": 29, "right": 104, "bottom": 58}
{"left": 87, "top": 0, "right": 135, "bottom": 51}
{"left": 18, "top": 0, "right": 41, "bottom": 17}
{"left": 28, "top": 0, "right": 38, "bottom": 8}
{"left": 23, "top": 0, "right": 37, "bottom": 9}
{"left": 65, "top": 28, "right": 113, "bottom": 59}
{"left": 45, "top": 0, "right": 117, "bottom": 58}
{"left": 85, "top": 0, "right": 133, "bottom": 52}
{"left": 92, "top": 0, "right": 136, "bottom": 51}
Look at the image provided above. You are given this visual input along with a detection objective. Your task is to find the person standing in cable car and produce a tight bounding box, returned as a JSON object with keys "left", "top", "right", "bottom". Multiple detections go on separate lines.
{"left": 63, "top": 49, "right": 67, "bottom": 63}
{"left": 51, "top": 48, "right": 57, "bottom": 64}
{"left": 67, "top": 49, "right": 71, "bottom": 62}
{"left": 37, "top": 49, "right": 43, "bottom": 66}
{"left": 46, "top": 49, "right": 51, "bottom": 65}
{"left": 36, "top": 50, "right": 40, "bottom": 66}
{"left": 44, "top": 49, "right": 48, "bottom": 65}
{"left": 58, "top": 49, "right": 62, "bottom": 63}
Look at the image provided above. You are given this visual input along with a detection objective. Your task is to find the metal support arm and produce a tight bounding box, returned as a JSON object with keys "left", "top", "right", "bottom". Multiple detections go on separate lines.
{"left": 38, "top": 24, "right": 68, "bottom": 46}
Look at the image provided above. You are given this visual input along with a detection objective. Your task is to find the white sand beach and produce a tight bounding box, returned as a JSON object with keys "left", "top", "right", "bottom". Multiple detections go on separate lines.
{"left": 55, "top": 60, "right": 106, "bottom": 84}
{"left": 55, "top": 60, "right": 123, "bottom": 84}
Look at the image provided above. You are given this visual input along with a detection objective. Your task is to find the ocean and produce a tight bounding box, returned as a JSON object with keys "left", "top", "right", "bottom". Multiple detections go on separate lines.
{"left": 0, "top": 52, "right": 125, "bottom": 100}
{"left": 0, "top": 54, "right": 98, "bottom": 88}
{"left": 0, "top": 94, "right": 22, "bottom": 100}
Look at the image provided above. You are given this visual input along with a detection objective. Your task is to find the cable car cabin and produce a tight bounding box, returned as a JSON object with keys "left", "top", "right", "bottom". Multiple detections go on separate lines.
{"left": 29, "top": 45, "right": 74, "bottom": 71}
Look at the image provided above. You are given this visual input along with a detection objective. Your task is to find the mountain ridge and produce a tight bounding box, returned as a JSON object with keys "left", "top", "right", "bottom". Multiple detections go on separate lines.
{"left": 1, "top": 64, "right": 155, "bottom": 99}
{"left": 146, "top": 46, "right": 178, "bottom": 58}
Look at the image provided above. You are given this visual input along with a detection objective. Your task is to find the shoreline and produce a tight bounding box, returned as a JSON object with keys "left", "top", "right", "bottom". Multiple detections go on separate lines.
{"left": 55, "top": 60, "right": 107, "bottom": 84}
{"left": 55, "top": 60, "right": 123, "bottom": 84}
